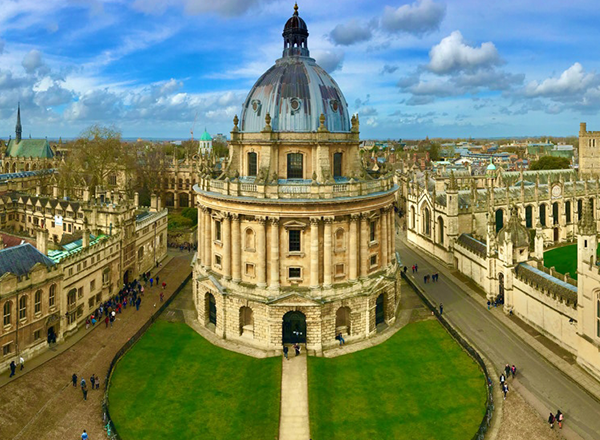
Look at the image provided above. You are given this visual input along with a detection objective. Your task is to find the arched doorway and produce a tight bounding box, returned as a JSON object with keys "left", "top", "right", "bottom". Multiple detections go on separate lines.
{"left": 497, "top": 273, "right": 504, "bottom": 305}
{"left": 206, "top": 293, "right": 217, "bottom": 326}
{"left": 554, "top": 227, "right": 559, "bottom": 242}
{"left": 123, "top": 268, "right": 132, "bottom": 285}
{"left": 375, "top": 294, "right": 385, "bottom": 326}
{"left": 282, "top": 311, "right": 306, "bottom": 344}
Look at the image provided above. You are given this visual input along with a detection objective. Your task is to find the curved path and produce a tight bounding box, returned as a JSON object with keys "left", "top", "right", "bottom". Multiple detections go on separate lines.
{"left": 397, "top": 235, "right": 600, "bottom": 440}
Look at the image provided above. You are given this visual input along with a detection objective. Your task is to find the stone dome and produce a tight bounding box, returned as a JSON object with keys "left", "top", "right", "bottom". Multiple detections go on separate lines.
{"left": 239, "top": 5, "right": 351, "bottom": 133}
{"left": 498, "top": 207, "right": 530, "bottom": 248}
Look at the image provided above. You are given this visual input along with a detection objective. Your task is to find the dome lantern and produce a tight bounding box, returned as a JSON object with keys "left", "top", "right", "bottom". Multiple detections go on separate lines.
{"left": 283, "top": 3, "right": 309, "bottom": 57}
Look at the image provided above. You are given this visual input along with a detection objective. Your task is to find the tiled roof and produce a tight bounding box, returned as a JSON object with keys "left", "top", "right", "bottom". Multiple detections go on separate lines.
{"left": 456, "top": 233, "right": 487, "bottom": 257}
{"left": 0, "top": 243, "right": 55, "bottom": 277}
{"left": 6, "top": 139, "right": 54, "bottom": 159}
{"left": 514, "top": 263, "right": 577, "bottom": 307}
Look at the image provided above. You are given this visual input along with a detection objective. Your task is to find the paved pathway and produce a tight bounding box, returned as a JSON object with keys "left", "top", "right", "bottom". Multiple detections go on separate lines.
{"left": 279, "top": 350, "right": 310, "bottom": 440}
{"left": 397, "top": 233, "right": 600, "bottom": 440}
{"left": 0, "top": 250, "right": 192, "bottom": 440}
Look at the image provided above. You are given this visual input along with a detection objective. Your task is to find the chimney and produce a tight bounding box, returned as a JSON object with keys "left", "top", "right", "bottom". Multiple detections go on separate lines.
{"left": 150, "top": 194, "right": 158, "bottom": 212}
{"left": 580, "top": 122, "right": 587, "bottom": 134}
{"left": 36, "top": 184, "right": 41, "bottom": 196}
{"left": 83, "top": 188, "right": 90, "bottom": 202}
{"left": 83, "top": 229, "right": 90, "bottom": 248}
{"left": 36, "top": 228, "right": 49, "bottom": 255}
{"left": 157, "top": 196, "right": 162, "bottom": 210}
{"left": 53, "top": 185, "right": 58, "bottom": 198}
{"left": 134, "top": 191, "right": 139, "bottom": 208}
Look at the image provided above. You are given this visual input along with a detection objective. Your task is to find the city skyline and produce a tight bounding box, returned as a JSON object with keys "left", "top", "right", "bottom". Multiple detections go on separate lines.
{"left": 0, "top": 0, "right": 599, "bottom": 139}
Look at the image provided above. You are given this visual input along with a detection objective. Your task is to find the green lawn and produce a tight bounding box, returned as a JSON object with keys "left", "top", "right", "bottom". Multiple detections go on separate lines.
{"left": 544, "top": 244, "right": 579, "bottom": 279}
{"left": 308, "top": 320, "right": 487, "bottom": 440}
{"left": 108, "top": 320, "right": 281, "bottom": 440}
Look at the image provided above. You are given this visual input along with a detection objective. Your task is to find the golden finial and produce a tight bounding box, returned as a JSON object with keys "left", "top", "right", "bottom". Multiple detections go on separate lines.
{"left": 294, "top": 2, "right": 298, "bottom": 15}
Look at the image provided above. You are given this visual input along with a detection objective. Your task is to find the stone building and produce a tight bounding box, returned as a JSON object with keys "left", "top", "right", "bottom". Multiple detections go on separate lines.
{"left": 192, "top": 6, "right": 400, "bottom": 353}
{"left": 401, "top": 159, "right": 600, "bottom": 380}
{"left": 0, "top": 243, "right": 62, "bottom": 371}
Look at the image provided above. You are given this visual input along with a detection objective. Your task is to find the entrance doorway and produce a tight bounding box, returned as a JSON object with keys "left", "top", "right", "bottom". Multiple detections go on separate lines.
{"left": 375, "top": 294, "right": 385, "bottom": 325}
{"left": 554, "top": 227, "right": 559, "bottom": 242}
{"left": 47, "top": 326, "right": 56, "bottom": 344}
{"left": 123, "top": 269, "right": 132, "bottom": 285}
{"left": 282, "top": 311, "right": 306, "bottom": 344}
{"left": 207, "top": 293, "right": 217, "bottom": 326}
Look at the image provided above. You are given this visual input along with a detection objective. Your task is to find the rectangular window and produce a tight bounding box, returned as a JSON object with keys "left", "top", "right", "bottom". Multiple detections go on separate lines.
{"left": 215, "top": 255, "right": 222, "bottom": 267}
{"left": 34, "top": 292, "right": 41, "bottom": 314}
{"left": 3, "top": 344, "right": 11, "bottom": 356}
{"left": 245, "top": 263, "right": 255, "bottom": 277}
{"left": 370, "top": 221, "right": 376, "bottom": 242}
{"left": 335, "top": 263, "right": 345, "bottom": 277}
{"left": 96, "top": 293, "right": 102, "bottom": 303}
{"left": 68, "top": 268, "right": 73, "bottom": 276}
{"left": 88, "top": 298, "right": 95, "bottom": 309}
{"left": 215, "top": 220, "right": 222, "bottom": 241}
{"left": 34, "top": 330, "right": 41, "bottom": 341}
{"left": 68, "top": 223, "right": 72, "bottom": 232}
{"left": 77, "top": 305, "right": 84, "bottom": 318}
{"left": 248, "top": 152, "right": 257, "bottom": 177}
{"left": 78, "top": 287, "right": 83, "bottom": 299}
{"left": 370, "top": 255, "right": 377, "bottom": 267}
{"left": 289, "top": 267, "right": 301, "bottom": 279}
{"left": 289, "top": 230, "right": 301, "bottom": 252}
{"left": 287, "top": 153, "right": 303, "bottom": 179}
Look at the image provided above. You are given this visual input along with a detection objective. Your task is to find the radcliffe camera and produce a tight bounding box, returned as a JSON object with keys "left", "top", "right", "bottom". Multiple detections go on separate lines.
{"left": 0, "top": 1, "right": 599, "bottom": 440}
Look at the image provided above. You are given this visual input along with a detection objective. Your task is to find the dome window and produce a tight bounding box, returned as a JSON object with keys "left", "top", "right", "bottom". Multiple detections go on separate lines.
{"left": 251, "top": 100, "right": 262, "bottom": 115}
{"left": 290, "top": 98, "right": 302, "bottom": 114}
{"left": 330, "top": 99, "right": 339, "bottom": 112}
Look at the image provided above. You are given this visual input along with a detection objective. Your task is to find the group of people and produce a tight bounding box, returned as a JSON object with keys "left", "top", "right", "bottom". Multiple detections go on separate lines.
{"left": 499, "top": 363, "right": 517, "bottom": 400}
{"left": 8, "top": 356, "right": 25, "bottom": 377}
{"left": 72, "top": 373, "right": 100, "bottom": 401}
{"left": 548, "top": 410, "right": 564, "bottom": 429}
{"left": 282, "top": 343, "right": 302, "bottom": 359}
{"left": 423, "top": 273, "right": 440, "bottom": 283}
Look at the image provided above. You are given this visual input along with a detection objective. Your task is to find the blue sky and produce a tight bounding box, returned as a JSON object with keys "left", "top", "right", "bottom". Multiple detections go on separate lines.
{"left": 1, "top": 0, "right": 600, "bottom": 140}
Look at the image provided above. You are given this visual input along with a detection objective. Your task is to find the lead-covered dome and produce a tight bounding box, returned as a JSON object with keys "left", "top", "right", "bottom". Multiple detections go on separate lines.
{"left": 239, "top": 5, "right": 350, "bottom": 133}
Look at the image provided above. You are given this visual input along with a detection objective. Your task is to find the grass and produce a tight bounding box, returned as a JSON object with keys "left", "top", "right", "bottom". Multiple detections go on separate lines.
{"left": 308, "top": 320, "right": 487, "bottom": 440}
{"left": 108, "top": 320, "right": 281, "bottom": 440}
{"left": 544, "top": 244, "right": 579, "bottom": 279}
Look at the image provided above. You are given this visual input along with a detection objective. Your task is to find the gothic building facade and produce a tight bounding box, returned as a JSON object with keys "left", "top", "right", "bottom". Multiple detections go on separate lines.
{"left": 192, "top": 6, "right": 400, "bottom": 352}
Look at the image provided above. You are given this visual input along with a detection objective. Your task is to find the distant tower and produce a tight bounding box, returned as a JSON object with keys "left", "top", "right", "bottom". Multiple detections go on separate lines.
{"left": 15, "top": 103, "right": 22, "bottom": 143}
{"left": 198, "top": 129, "right": 212, "bottom": 155}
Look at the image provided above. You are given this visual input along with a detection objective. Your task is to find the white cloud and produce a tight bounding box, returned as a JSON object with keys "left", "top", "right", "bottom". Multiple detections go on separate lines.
{"left": 329, "top": 19, "right": 373, "bottom": 46}
{"left": 525, "top": 63, "right": 596, "bottom": 97}
{"left": 0, "top": 40, "right": 4, "bottom": 54}
{"left": 22, "top": 49, "right": 45, "bottom": 74}
{"left": 428, "top": 31, "right": 501, "bottom": 74}
{"left": 132, "top": 0, "right": 275, "bottom": 17}
{"left": 381, "top": 0, "right": 445, "bottom": 36}
{"left": 313, "top": 50, "right": 345, "bottom": 73}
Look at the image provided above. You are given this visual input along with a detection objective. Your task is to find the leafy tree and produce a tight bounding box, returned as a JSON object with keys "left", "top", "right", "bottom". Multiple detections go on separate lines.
{"left": 212, "top": 139, "right": 228, "bottom": 158}
{"left": 429, "top": 143, "right": 441, "bottom": 161}
{"left": 529, "top": 156, "right": 571, "bottom": 170}
{"left": 181, "top": 207, "right": 198, "bottom": 226}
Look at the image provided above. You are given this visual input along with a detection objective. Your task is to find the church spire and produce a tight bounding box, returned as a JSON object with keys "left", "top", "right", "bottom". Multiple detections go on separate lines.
{"left": 16, "top": 102, "right": 22, "bottom": 143}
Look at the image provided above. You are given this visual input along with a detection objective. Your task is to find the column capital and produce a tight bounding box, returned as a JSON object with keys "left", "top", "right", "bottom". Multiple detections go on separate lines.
{"left": 360, "top": 212, "right": 370, "bottom": 220}
{"left": 231, "top": 213, "right": 240, "bottom": 221}
{"left": 323, "top": 216, "right": 335, "bottom": 223}
{"left": 255, "top": 215, "right": 267, "bottom": 224}
{"left": 201, "top": 206, "right": 209, "bottom": 213}
{"left": 269, "top": 217, "right": 280, "bottom": 225}
{"left": 350, "top": 213, "right": 360, "bottom": 221}
{"left": 309, "top": 216, "right": 321, "bottom": 225}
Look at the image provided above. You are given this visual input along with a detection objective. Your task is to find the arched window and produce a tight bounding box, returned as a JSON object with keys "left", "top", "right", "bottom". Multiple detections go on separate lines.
{"left": 525, "top": 205, "right": 533, "bottom": 228}
{"left": 49, "top": 284, "right": 56, "bottom": 308}
{"left": 244, "top": 228, "right": 256, "bottom": 251}
{"left": 19, "top": 296, "right": 27, "bottom": 321}
{"left": 333, "top": 152, "right": 342, "bottom": 178}
{"left": 411, "top": 206, "right": 416, "bottom": 230}
{"left": 437, "top": 216, "right": 444, "bottom": 244}
{"left": 287, "top": 153, "right": 303, "bottom": 179}
{"left": 423, "top": 207, "right": 431, "bottom": 236}
{"left": 34, "top": 290, "right": 42, "bottom": 314}
{"left": 578, "top": 199, "right": 583, "bottom": 221}
{"left": 565, "top": 201, "right": 572, "bottom": 223}
{"left": 552, "top": 202, "right": 559, "bottom": 225}
{"left": 205, "top": 293, "right": 216, "bottom": 326}
{"left": 335, "top": 306, "right": 351, "bottom": 335}
{"left": 335, "top": 228, "right": 345, "bottom": 251}
{"left": 3, "top": 301, "right": 11, "bottom": 326}
{"left": 539, "top": 204, "right": 546, "bottom": 227}
{"left": 239, "top": 306, "right": 254, "bottom": 337}
{"left": 495, "top": 209, "right": 504, "bottom": 233}
{"left": 138, "top": 246, "right": 144, "bottom": 260}
{"left": 590, "top": 198, "right": 595, "bottom": 218}
{"left": 248, "top": 152, "right": 257, "bottom": 177}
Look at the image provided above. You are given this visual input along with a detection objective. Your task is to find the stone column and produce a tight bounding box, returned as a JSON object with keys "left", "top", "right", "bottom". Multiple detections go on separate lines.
{"left": 204, "top": 209, "right": 211, "bottom": 268}
{"left": 381, "top": 208, "right": 388, "bottom": 267}
{"left": 256, "top": 217, "right": 267, "bottom": 287}
{"left": 349, "top": 214, "right": 359, "bottom": 281}
{"left": 310, "top": 217, "right": 320, "bottom": 288}
{"left": 270, "top": 217, "right": 280, "bottom": 290}
{"left": 388, "top": 208, "right": 395, "bottom": 264}
{"left": 360, "top": 213, "right": 369, "bottom": 278}
{"left": 197, "top": 207, "right": 204, "bottom": 265}
{"left": 223, "top": 213, "right": 231, "bottom": 280}
{"left": 323, "top": 217, "right": 333, "bottom": 287}
{"left": 231, "top": 214, "right": 241, "bottom": 282}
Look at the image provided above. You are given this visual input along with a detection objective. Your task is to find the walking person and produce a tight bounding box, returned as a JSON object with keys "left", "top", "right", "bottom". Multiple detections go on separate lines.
{"left": 9, "top": 360, "right": 16, "bottom": 377}
{"left": 556, "top": 410, "right": 563, "bottom": 429}
{"left": 90, "top": 374, "right": 95, "bottom": 389}
{"left": 19, "top": 356, "right": 24, "bottom": 370}
{"left": 95, "top": 375, "right": 100, "bottom": 390}
{"left": 415, "top": 264, "right": 418, "bottom": 273}
{"left": 72, "top": 373, "right": 78, "bottom": 387}
{"left": 105, "top": 315, "right": 109, "bottom": 328}
{"left": 505, "top": 364, "right": 511, "bottom": 378}
{"left": 439, "top": 303, "right": 443, "bottom": 315}
{"left": 294, "top": 343, "right": 300, "bottom": 356}
{"left": 499, "top": 373, "right": 505, "bottom": 388}
{"left": 80, "top": 377, "right": 86, "bottom": 389}
{"left": 336, "top": 332, "right": 345, "bottom": 346}
{"left": 511, "top": 365, "right": 517, "bottom": 378}
{"left": 81, "top": 429, "right": 88, "bottom": 440}
{"left": 136, "top": 296, "right": 141, "bottom": 311}
{"left": 82, "top": 384, "right": 88, "bottom": 401}
{"left": 156, "top": 275, "right": 160, "bottom": 286}
{"left": 548, "top": 412, "right": 555, "bottom": 429}
{"left": 502, "top": 383, "right": 509, "bottom": 400}
{"left": 283, "top": 345, "right": 289, "bottom": 360}
{"left": 150, "top": 277, "right": 153, "bottom": 287}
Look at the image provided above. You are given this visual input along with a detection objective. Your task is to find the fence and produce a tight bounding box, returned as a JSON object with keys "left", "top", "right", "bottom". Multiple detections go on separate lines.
{"left": 101, "top": 273, "right": 193, "bottom": 439}
{"left": 401, "top": 272, "right": 495, "bottom": 440}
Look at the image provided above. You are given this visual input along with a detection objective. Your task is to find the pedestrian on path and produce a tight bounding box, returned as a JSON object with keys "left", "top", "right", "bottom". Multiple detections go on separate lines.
{"left": 150, "top": 278, "right": 154, "bottom": 287}
{"left": 156, "top": 275, "right": 160, "bottom": 285}
{"left": 556, "top": 410, "right": 563, "bottom": 429}
{"left": 90, "top": 375, "right": 95, "bottom": 389}
{"left": 162, "top": 282, "right": 166, "bottom": 290}
{"left": 105, "top": 315, "right": 109, "bottom": 328}
{"left": 19, "top": 356, "right": 24, "bottom": 370}
{"left": 415, "top": 264, "right": 418, "bottom": 273}
{"left": 424, "top": 275, "right": 428, "bottom": 283}
{"left": 511, "top": 365, "right": 517, "bottom": 378}
{"left": 502, "top": 383, "right": 509, "bottom": 400}
{"left": 500, "top": 373, "right": 505, "bottom": 387}
{"left": 283, "top": 345, "right": 289, "bottom": 360}
{"left": 548, "top": 412, "right": 555, "bottom": 429}
{"left": 95, "top": 375, "right": 100, "bottom": 389}
{"left": 294, "top": 343, "right": 300, "bottom": 356}
{"left": 412, "top": 265, "right": 415, "bottom": 273}
{"left": 9, "top": 360, "right": 16, "bottom": 377}
{"left": 160, "top": 292, "right": 164, "bottom": 302}
{"left": 80, "top": 377, "right": 86, "bottom": 388}
{"left": 82, "top": 384, "right": 88, "bottom": 401}
{"left": 439, "top": 303, "right": 443, "bottom": 315}
{"left": 505, "top": 364, "right": 511, "bottom": 377}
{"left": 487, "top": 300, "right": 491, "bottom": 310}
{"left": 72, "top": 373, "right": 78, "bottom": 387}
{"left": 136, "top": 296, "right": 141, "bottom": 311}
{"left": 336, "top": 332, "right": 345, "bottom": 346}
{"left": 403, "top": 266, "right": 407, "bottom": 274}
{"left": 81, "top": 429, "right": 88, "bottom": 440}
